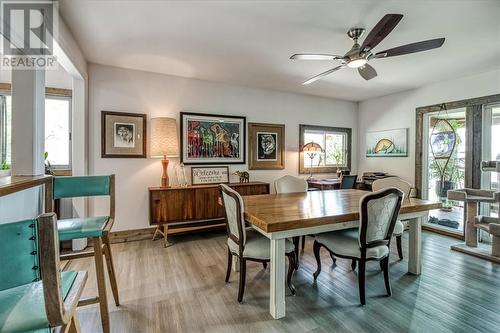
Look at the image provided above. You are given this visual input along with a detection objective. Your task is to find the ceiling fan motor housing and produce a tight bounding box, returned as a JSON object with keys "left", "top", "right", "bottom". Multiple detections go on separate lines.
{"left": 347, "top": 28, "right": 365, "bottom": 41}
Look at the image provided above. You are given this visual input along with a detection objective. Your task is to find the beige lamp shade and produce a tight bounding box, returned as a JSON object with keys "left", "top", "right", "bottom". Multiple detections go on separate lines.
{"left": 150, "top": 117, "right": 179, "bottom": 158}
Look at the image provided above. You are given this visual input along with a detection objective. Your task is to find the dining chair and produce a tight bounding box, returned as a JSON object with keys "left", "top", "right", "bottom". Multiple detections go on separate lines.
{"left": 0, "top": 215, "right": 87, "bottom": 333}
{"left": 340, "top": 175, "right": 358, "bottom": 189}
{"left": 312, "top": 188, "right": 403, "bottom": 305}
{"left": 219, "top": 184, "right": 296, "bottom": 302}
{"left": 53, "top": 175, "right": 118, "bottom": 333}
{"left": 371, "top": 177, "right": 411, "bottom": 260}
{"left": 274, "top": 175, "right": 308, "bottom": 267}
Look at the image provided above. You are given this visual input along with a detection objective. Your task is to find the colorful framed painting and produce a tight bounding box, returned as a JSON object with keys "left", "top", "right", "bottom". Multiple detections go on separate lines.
{"left": 101, "top": 111, "right": 147, "bottom": 158}
{"left": 180, "top": 112, "right": 246, "bottom": 165}
{"left": 366, "top": 128, "right": 408, "bottom": 157}
{"left": 248, "top": 122, "right": 285, "bottom": 170}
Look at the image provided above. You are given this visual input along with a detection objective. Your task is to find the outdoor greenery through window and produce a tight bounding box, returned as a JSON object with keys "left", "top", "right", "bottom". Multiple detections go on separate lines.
{"left": 299, "top": 124, "right": 352, "bottom": 174}
{"left": 0, "top": 92, "right": 72, "bottom": 172}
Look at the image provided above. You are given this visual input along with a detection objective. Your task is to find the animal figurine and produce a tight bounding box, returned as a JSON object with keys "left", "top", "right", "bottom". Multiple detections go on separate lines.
{"left": 233, "top": 170, "right": 249, "bottom": 183}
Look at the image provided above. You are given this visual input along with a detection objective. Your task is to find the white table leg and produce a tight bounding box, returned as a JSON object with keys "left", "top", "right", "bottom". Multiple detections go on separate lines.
{"left": 408, "top": 213, "right": 425, "bottom": 275}
{"left": 270, "top": 238, "right": 286, "bottom": 319}
{"left": 232, "top": 254, "right": 239, "bottom": 272}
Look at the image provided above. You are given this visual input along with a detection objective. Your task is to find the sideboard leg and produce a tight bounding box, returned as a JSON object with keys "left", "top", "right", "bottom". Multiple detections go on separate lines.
{"left": 163, "top": 224, "right": 169, "bottom": 248}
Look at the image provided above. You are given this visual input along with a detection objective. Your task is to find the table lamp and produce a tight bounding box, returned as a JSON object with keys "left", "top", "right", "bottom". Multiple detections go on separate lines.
{"left": 151, "top": 117, "right": 179, "bottom": 187}
{"left": 302, "top": 142, "right": 322, "bottom": 179}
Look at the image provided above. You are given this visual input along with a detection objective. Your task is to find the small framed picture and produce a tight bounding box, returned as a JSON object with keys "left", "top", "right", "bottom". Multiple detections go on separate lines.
{"left": 101, "top": 111, "right": 147, "bottom": 158}
{"left": 191, "top": 166, "right": 229, "bottom": 185}
{"left": 248, "top": 122, "right": 285, "bottom": 170}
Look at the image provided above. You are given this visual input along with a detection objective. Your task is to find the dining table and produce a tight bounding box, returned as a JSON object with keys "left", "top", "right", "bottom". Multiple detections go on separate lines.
{"left": 241, "top": 189, "right": 441, "bottom": 319}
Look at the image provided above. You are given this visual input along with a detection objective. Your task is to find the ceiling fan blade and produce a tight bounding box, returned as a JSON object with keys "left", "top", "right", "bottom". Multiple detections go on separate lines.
{"left": 302, "top": 65, "right": 345, "bottom": 85}
{"left": 358, "top": 64, "right": 377, "bottom": 80}
{"left": 290, "top": 54, "right": 344, "bottom": 60}
{"left": 361, "top": 14, "right": 403, "bottom": 53}
{"left": 374, "top": 38, "right": 445, "bottom": 58}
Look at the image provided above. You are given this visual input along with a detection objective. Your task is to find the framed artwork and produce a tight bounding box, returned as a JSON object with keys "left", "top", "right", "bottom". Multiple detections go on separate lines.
{"left": 366, "top": 128, "right": 408, "bottom": 157}
{"left": 191, "top": 166, "right": 229, "bottom": 185}
{"left": 101, "top": 111, "right": 147, "bottom": 158}
{"left": 180, "top": 112, "right": 246, "bottom": 165}
{"left": 248, "top": 122, "right": 285, "bottom": 170}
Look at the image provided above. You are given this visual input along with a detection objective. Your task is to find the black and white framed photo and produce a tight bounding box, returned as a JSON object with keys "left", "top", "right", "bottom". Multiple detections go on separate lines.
{"left": 101, "top": 111, "right": 147, "bottom": 158}
{"left": 180, "top": 112, "right": 246, "bottom": 165}
{"left": 248, "top": 122, "right": 285, "bottom": 170}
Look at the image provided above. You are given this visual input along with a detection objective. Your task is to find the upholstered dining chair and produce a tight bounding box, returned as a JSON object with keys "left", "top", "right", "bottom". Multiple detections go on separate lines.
{"left": 53, "top": 175, "right": 118, "bottom": 333}
{"left": 274, "top": 175, "right": 308, "bottom": 267}
{"left": 219, "top": 184, "right": 296, "bottom": 302}
{"left": 371, "top": 177, "right": 411, "bottom": 260}
{"left": 340, "top": 175, "right": 358, "bottom": 189}
{"left": 312, "top": 188, "right": 403, "bottom": 305}
{"left": 0, "top": 215, "right": 87, "bottom": 333}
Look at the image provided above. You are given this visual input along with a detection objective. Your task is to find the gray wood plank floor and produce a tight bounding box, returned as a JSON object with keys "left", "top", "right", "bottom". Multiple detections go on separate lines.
{"left": 66, "top": 231, "right": 500, "bottom": 333}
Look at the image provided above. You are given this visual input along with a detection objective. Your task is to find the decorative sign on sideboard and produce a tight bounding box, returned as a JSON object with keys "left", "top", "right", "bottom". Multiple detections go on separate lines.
{"left": 191, "top": 166, "right": 229, "bottom": 185}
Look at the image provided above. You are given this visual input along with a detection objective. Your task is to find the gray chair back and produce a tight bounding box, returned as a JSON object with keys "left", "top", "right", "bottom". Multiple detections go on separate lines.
{"left": 219, "top": 184, "right": 246, "bottom": 250}
{"left": 275, "top": 175, "right": 308, "bottom": 193}
{"left": 359, "top": 188, "right": 403, "bottom": 248}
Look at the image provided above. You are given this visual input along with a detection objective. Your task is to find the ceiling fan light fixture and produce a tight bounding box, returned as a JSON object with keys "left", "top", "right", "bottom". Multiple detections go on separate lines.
{"left": 347, "top": 58, "right": 367, "bottom": 68}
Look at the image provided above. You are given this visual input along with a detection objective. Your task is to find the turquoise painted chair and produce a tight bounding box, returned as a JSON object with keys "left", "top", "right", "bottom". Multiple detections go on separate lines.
{"left": 53, "top": 175, "right": 118, "bottom": 333}
{"left": 0, "top": 214, "right": 87, "bottom": 333}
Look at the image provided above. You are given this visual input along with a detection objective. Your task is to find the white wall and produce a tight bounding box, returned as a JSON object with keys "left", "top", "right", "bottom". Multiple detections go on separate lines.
{"left": 88, "top": 64, "right": 358, "bottom": 231}
{"left": 358, "top": 69, "right": 500, "bottom": 185}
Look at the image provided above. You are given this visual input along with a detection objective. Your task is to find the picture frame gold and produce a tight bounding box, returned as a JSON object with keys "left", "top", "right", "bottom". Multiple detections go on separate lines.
{"left": 248, "top": 122, "right": 285, "bottom": 170}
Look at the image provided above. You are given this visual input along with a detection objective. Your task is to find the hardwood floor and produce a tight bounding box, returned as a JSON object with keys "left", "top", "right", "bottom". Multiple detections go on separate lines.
{"left": 66, "top": 230, "right": 500, "bottom": 333}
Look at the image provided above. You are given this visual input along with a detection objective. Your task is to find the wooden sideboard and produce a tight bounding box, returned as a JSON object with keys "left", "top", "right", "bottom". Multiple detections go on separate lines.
{"left": 149, "top": 181, "right": 269, "bottom": 246}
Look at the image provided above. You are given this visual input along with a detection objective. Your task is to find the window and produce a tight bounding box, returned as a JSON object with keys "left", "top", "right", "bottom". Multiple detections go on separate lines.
{"left": 45, "top": 97, "right": 71, "bottom": 167}
{"left": 299, "top": 124, "right": 352, "bottom": 174}
{"left": 0, "top": 91, "right": 72, "bottom": 170}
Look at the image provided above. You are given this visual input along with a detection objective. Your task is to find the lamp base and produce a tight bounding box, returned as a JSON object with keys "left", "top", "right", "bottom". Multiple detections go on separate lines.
{"left": 161, "top": 157, "right": 170, "bottom": 187}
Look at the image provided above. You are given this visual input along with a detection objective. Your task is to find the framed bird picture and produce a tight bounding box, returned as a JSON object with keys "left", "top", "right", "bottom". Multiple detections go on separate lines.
{"left": 180, "top": 112, "right": 246, "bottom": 165}
{"left": 248, "top": 122, "right": 285, "bottom": 170}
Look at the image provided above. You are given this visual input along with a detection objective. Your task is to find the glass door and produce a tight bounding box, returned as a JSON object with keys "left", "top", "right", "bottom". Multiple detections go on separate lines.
{"left": 422, "top": 108, "right": 466, "bottom": 236}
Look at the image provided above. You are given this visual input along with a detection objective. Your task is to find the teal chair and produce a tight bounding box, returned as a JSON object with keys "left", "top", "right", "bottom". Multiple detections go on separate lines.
{"left": 0, "top": 214, "right": 87, "bottom": 333}
{"left": 53, "top": 175, "right": 118, "bottom": 333}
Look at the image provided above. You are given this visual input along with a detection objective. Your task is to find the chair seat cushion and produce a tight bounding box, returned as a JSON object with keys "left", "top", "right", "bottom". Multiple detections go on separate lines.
{"left": 0, "top": 271, "right": 77, "bottom": 333}
{"left": 316, "top": 228, "right": 389, "bottom": 259}
{"left": 228, "top": 229, "right": 294, "bottom": 260}
{"left": 58, "top": 216, "right": 109, "bottom": 241}
{"left": 393, "top": 220, "right": 404, "bottom": 236}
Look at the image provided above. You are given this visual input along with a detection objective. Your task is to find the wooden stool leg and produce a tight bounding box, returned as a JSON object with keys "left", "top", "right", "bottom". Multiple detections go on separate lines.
{"left": 64, "top": 314, "right": 82, "bottom": 333}
{"left": 93, "top": 237, "right": 110, "bottom": 333}
{"left": 103, "top": 235, "right": 120, "bottom": 306}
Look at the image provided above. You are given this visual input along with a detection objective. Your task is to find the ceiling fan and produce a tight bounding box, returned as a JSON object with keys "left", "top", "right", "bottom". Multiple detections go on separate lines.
{"left": 290, "top": 14, "right": 445, "bottom": 85}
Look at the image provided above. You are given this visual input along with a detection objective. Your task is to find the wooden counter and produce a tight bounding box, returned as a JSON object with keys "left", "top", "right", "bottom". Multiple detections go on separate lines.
{"left": 0, "top": 175, "right": 53, "bottom": 212}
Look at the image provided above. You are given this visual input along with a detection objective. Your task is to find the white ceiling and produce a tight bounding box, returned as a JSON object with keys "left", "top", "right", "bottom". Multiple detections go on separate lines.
{"left": 60, "top": 0, "right": 500, "bottom": 101}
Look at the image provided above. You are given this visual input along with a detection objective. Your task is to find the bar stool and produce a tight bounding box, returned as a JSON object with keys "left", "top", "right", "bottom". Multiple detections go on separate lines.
{"left": 53, "top": 175, "right": 119, "bottom": 333}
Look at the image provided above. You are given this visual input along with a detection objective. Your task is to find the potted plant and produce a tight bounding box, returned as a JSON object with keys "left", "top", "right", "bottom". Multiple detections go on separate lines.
{"left": 0, "top": 160, "right": 11, "bottom": 177}
{"left": 331, "top": 147, "right": 343, "bottom": 178}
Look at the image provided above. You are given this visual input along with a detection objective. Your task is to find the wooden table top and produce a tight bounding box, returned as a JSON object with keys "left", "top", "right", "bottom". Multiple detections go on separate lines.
{"left": 0, "top": 175, "right": 53, "bottom": 197}
{"left": 307, "top": 179, "right": 340, "bottom": 185}
{"left": 243, "top": 189, "right": 442, "bottom": 233}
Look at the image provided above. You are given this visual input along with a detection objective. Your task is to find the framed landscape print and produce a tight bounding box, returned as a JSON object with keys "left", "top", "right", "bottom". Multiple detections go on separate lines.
{"left": 366, "top": 128, "right": 408, "bottom": 157}
{"left": 248, "top": 122, "right": 285, "bottom": 170}
{"left": 180, "top": 112, "right": 246, "bottom": 165}
{"left": 101, "top": 111, "right": 147, "bottom": 158}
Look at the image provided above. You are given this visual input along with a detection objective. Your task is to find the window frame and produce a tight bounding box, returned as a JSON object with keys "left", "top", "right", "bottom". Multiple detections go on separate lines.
{"left": 299, "top": 124, "right": 352, "bottom": 175}
{"left": 0, "top": 84, "right": 72, "bottom": 170}
{"left": 45, "top": 94, "right": 72, "bottom": 169}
